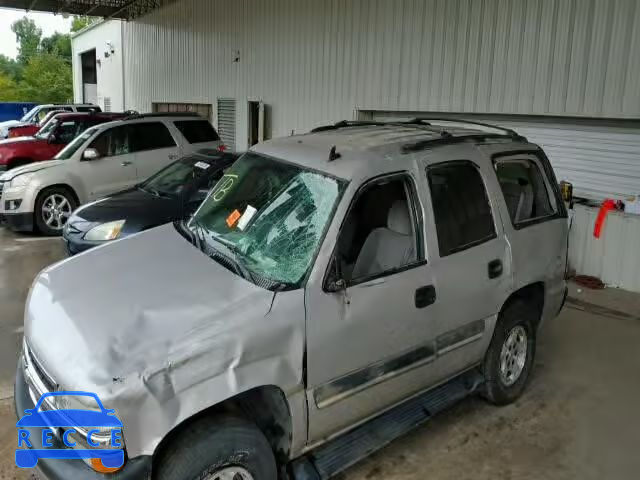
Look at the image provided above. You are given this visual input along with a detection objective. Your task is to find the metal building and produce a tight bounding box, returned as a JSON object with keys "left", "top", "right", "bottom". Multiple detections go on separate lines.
{"left": 3, "top": 0, "right": 640, "bottom": 289}
{"left": 68, "top": 0, "right": 640, "bottom": 202}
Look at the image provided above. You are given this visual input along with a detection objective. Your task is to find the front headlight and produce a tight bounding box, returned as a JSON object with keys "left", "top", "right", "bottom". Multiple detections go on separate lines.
{"left": 9, "top": 172, "right": 34, "bottom": 188}
{"left": 84, "top": 220, "right": 125, "bottom": 241}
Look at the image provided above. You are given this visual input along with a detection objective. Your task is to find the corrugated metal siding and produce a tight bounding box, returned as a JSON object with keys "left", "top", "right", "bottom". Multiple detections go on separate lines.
{"left": 367, "top": 110, "right": 640, "bottom": 201}
{"left": 569, "top": 204, "right": 640, "bottom": 293}
{"left": 122, "top": 0, "right": 640, "bottom": 150}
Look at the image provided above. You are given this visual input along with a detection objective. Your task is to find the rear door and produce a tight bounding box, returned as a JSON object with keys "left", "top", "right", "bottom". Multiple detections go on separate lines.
{"left": 172, "top": 119, "right": 222, "bottom": 153}
{"left": 130, "top": 122, "right": 180, "bottom": 181}
{"left": 422, "top": 144, "right": 512, "bottom": 379}
{"left": 79, "top": 124, "right": 139, "bottom": 200}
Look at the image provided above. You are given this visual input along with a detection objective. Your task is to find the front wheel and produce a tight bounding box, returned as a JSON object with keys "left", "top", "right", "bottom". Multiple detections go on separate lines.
{"left": 482, "top": 299, "right": 537, "bottom": 405}
{"left": 34, "top": 187, "right": 77, "bottom": 236}
{"left": 154, "top": 415, "right": 277, "bottom": 480}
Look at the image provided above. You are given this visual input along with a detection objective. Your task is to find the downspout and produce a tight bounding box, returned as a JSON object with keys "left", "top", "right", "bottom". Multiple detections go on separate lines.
{"left": 121, "top": 21, "right": 126, "bottom": 110}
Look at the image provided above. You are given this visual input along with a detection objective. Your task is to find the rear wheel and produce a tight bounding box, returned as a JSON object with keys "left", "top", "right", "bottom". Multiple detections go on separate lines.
{"left": 482, "top": 298, "right": 537, "bottom": 405}
{"left": 155, "top": 415, "right": 277, "bottom": 480}
{"left": 34, "top": 187, "right": 77, "bottom": 236}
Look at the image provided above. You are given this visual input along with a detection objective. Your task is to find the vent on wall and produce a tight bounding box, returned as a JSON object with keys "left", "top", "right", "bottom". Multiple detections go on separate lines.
{"left": 217, "top": 98, "right": 236, "bottom": 151}
{"left": 103, "top": 97, "right": 111, "bottom": 112}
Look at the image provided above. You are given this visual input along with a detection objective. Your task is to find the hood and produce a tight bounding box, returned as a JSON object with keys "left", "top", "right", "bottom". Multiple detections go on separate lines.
{"left": 0, "top": 120, "right": 21, "bottom": 131}
{"left": 25, "top": 223, "right": 275, "bottom": 391}
{"left": 0, "top": 135, "right": 42, "bottom": 147}
{"left": 0, "top": 159, "right": 62, "bottom": 181}
{"left": 71, "top": 188, "right": 181, "bottom": 233}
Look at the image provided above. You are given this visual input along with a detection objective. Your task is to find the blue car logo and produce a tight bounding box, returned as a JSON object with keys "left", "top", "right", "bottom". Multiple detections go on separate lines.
{"left": 16, "top": 391, "right": 124, "bottom": 469}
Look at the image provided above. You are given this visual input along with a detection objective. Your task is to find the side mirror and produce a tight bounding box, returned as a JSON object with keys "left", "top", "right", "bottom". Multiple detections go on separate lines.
{"left": 82, "top": 148, "right": 100, "bottom": 161}
{"left": 326, "top": 278, "right": 346, "bottom": 293}
{"left": 47, "top": 134, "right": 57, "bottom": 144}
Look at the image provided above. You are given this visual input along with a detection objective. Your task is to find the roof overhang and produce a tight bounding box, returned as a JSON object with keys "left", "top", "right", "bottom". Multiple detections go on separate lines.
{"left": 0, "top": 0, "right": 171, "bottom": 20}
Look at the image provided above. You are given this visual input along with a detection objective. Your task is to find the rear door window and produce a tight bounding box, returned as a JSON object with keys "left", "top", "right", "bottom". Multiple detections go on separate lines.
{"left": 131, "top": 122, "right": 177, "bottom": 152}
{"left": 495, "top": 159, "right": 555, "bottom": 226}
{"left": 174, "top": 120, "right": 220, "bottom": 143}
{"left": 427, "top": 161, "right": 496, "bottom": 257}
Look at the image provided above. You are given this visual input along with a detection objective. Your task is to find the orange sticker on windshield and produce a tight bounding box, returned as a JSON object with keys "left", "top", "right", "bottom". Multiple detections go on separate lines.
{"left": 226, "top": 209, "right": 242, "bottom": 228}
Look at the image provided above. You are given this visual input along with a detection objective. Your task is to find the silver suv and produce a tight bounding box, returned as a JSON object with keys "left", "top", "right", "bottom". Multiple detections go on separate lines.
{"left": 0, "top": 113, "right": 222, "bottom": 235}
{"left": 16, "top": 119, "right": 568, "bottom": 479}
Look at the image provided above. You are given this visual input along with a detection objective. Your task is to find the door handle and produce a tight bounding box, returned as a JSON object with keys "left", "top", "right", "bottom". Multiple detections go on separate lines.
{"left": 121, "top": 161, "right": 132, "bottom": 166}
{"left": 415, "top": 285, "right": 436, "bottom": 309}
{"left": 488, "top": 259, "right": 503, "bottom": 279}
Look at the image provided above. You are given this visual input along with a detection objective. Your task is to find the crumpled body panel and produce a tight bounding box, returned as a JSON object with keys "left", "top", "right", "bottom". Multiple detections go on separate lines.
{"left": 25, "top": 223, "right": 305, "bottom": 456}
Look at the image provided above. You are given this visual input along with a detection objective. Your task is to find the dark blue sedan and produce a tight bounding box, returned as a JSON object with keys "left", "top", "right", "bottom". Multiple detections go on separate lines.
{"left": 63, "top": 149, "right": 238, "bottom": 255}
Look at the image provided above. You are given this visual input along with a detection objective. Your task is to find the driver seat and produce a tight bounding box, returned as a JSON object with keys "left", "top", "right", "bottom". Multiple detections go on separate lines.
{"left": 352, "top": 200, "right": 415, "bottom": 279}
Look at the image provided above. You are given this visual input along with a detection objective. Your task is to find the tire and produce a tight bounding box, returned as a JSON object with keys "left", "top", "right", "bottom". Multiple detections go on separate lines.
{"left": 155, "top": 415, "right": 277, "bottom": 480}
{"left": 34, "top": 187, "right": 77, "bottom": 236}
{"left": 482, "top": 298, "right": 537, "bottom": 405}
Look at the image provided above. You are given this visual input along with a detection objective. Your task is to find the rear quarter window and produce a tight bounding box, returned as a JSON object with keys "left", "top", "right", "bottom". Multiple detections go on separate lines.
{"left": 174, "top": 120, "right": 220, "bottom": 143}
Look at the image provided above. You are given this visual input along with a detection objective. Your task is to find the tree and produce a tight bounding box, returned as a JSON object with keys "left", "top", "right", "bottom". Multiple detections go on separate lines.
{"left": 40, "top": 32, "right": 72, "bottom": 62}
{"left": 11, "top": 17, "right": 42, "bottom": 65}
{"left": 0, "top": 73, "right": 20, "bottom": 101}
{"left": 17, "top": 54, "right": 73, "bottom": 103}
{"left": 0, "top": 54, "right": 22, "bottom": 81}
{"left": 71, "top": 16, "right": 97, "bottom": 33}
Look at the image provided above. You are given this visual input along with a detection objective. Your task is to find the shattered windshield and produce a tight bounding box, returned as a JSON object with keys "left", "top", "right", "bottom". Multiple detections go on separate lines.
{"left": 191, "top": 152, "right": 346, "bottom": 287}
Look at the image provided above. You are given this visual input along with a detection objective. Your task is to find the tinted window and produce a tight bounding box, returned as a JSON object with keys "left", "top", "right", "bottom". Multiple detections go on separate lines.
{"left": 495, "top": 160, "right": 554, "bottom": 225}
{"left": 131, "top": 122, "right": 176, "bottom": 151}
{"left": 55, "top": 121, "right": 84, "bottom": 144}
{"left": 174, "top": 120, "right": 220, "bottom": 143}
{"left": 76, "top": 106, "right": 101, "bottom": 113}
{"left": 428, "top": 162, "right": 496, "bottom": 257}
{"left": 89, "top": 125, "right": 133, "bottom": 157}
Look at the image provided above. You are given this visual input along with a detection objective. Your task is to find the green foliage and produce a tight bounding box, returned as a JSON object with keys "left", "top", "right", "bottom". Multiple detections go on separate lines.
{"left": 0, "top": 73, "right": 21, "bottom": 101}
{"left": 0, "top": 55, "right": 22, "bottom": 81}
{"left": 40, "top": 32, "right": 72, "bottom": 62}
{"left": 17, "top": 54, "right": 73, "bottom": 103}
{"left": 11, "top": 17, "right": 42, "bottom": 65}
{"left": 2, "top": 16, "right": 75, "bottom": 103}
{"left": 71, "top": 16, "right": 97, "bottom": 33}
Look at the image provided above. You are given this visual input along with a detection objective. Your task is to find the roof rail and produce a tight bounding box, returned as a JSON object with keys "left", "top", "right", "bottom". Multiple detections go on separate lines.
{"left": 402, "top": 133, "right": 526, "bottom": 154}
{"left": 404, "top": 117, "right": 524, "bottom": 139}
{"left": 124, "top": 112, "right": 202, "bottom": 120}
{"left": 310, "top": 120, "right": 391, "bottom": 133}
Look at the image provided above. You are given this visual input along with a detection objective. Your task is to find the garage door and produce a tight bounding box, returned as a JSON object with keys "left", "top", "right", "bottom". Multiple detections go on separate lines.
{"left": 152, "top": 102, "right": 212, "bottom": 121}
{"left": 362, "top": 111, "right": 640, "bottom": 201}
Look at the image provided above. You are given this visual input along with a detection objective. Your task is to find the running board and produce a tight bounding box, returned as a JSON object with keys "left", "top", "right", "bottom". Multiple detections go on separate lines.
{"left": 290, "top": 369, "right": 484, "bottom": 480}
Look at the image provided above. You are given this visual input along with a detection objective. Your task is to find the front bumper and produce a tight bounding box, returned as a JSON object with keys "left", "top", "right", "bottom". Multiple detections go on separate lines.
{"left": 14, "top": 359, "right": 152, "bottom": 479}
{"left": 3, "top": 211, "right": 33, "bottom": 231}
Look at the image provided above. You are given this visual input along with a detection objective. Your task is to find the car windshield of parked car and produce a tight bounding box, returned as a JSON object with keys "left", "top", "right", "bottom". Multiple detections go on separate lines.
{"left": 141, "top": 154, "right": 214, "bottom": 198}
{"left": 191, "top": 152, "right": 346, "bottom": 288}
{"left": 54, "top": 127, "right": 97, "bottom": 160}
{"left": 34, "top": 118, "right": 59, "bottom": 139}
{"left": 19, "top": 106, "right": 39, "bottom": 123}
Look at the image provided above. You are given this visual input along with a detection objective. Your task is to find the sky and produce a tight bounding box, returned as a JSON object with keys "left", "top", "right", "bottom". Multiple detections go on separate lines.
{"left": 0, "top": 7, "right": 72, "bottom": 59}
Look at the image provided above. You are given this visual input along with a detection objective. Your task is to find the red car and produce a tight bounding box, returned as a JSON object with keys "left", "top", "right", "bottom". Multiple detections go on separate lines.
{"left": 0, "top": 112, "right": 126, "bottom": 172}
{"left": 7, "top": 110, "right": 67, "bottom": 138}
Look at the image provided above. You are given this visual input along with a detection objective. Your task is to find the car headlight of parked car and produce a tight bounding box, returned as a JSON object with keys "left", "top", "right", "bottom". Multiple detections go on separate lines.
{"left": 9, "top": 172, "right": 34, "bottom": 188}
{"left": 83, "top": 220, "right": 125, "bottom": 241}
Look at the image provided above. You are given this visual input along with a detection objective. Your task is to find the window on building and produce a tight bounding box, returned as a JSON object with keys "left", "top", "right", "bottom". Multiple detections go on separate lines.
{"left": 174, "top": 120, "right": 220, "bottom": 144}
{"left": 495, "top": 159, "right": 554, "bottom": 225}
{"left": 427, "top": 161, "right": 496, "bottom": 257}
{"left": 131, "top": 122, "right": 176, "bottom": 151}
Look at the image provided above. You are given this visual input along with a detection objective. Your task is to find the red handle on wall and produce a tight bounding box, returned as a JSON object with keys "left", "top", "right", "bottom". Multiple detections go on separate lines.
{"left": 593, "top": 199, "right": 616, "bottom": 239}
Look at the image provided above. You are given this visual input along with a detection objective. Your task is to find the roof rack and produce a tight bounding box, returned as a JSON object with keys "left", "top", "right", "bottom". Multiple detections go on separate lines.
{"left": 124, "top": 112, "right": 202, "bottom": 120}
{"left": 311, "top": 120, "right": 391, "bottom": 133}
{"left": 403, "top": 117, "right": 523, "bottom": 138}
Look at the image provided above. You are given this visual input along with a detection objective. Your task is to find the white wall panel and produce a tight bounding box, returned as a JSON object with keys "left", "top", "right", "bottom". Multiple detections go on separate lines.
{"left": 72, "top": 20, "right": 124, "bottom": 112}
{"left": 122, "top": 0, "right": 640, "bottom": 150}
